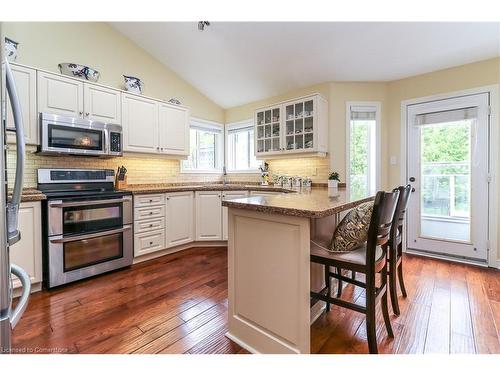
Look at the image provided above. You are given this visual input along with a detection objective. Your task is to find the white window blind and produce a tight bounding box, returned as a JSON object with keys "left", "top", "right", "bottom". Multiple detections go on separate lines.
{"left": 226, "top": 120, "right": 260, "bottom": 172}
{"left": 182, "top": 119, "right": 223, "bottom": 173}
{"left": 415, "top": 107, "right": 478, "bottom": 126}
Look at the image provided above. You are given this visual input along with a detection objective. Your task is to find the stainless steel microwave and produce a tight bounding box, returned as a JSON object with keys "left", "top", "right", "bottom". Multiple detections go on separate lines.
{"left": 38, "top": 112, "right": 122, "bottom": 157}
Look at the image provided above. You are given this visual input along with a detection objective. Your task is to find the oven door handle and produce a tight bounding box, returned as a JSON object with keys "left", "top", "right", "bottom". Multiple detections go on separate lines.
{"left": 48, "top": 197, "right": 131, "bottom": 208}
{"left": 49, "top": 224, "right": 132, "bottom": 243}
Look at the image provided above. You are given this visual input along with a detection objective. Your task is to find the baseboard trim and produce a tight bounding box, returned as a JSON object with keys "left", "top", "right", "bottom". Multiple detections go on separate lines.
{"left": 133, "top": 241, "right": 227, "bottom": 264}
{"left": 225, "top": 332, "right": 260, "bottom": 354}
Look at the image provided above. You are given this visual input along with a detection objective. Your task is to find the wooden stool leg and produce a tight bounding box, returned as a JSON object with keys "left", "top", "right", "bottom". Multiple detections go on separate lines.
{"left": 366, "top": 292, "right": 378, "bottom": 354}
{"left": 336, "top": 267, "right": 343, "bottom": 298}
{"left": 324, "top": 265, "right": 331, "bottom": 312}
{"left": 381, "top": 268, "right": 394, "bottom": 338}
{"left": 389, "top": 248, "right": 400, "bottom": 315}
{"left": 397, "top": 262, "right": 407, "bottom": 297}
{"left": 351, "top": 271, "right": 356, "bottom": 280}
{"left": 397, "top": 243, "right": 408, "bottom": 297}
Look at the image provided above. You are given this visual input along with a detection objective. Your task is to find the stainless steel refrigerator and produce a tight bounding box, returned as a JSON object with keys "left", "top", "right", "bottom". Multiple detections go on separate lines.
{"left": 0, "top": 33, "right": 31, "bottom": 353}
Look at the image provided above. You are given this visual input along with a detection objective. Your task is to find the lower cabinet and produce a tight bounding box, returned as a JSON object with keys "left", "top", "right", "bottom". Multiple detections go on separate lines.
{"left": 134, "top": 229, "right": 166, "bottom": 256}
{"left": 195, "top": 191, "right": 223, "bottom": 241}
{"left": 133, "top": 189, "right": 260, "bottom": 258}
{"left": 133, "top": 194, "right": 166, "bottom": 257}
{"left": 9, "top": 201, "right": 42, "bottom": 289}
{"left": 166, "top": 191, "right": 194, "bottom": 248}
{"left": 222, "top": 190, "right": 248, "bottom": 240}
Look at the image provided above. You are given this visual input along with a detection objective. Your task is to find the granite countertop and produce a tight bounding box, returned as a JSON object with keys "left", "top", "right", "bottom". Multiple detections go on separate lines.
{"left": 222, "top": 187, "right": 374, "bottom": 218}
{"left": 8, "top": 188, "right": 47, "bottom": 202}
{"left": 123, "top": 183, "right": 295, "bottom": 194}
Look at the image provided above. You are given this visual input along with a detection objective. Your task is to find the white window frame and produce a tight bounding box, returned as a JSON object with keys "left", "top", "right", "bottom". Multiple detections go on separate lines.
{"left": 181, "top": 117, "right": 224, "bottom": 174}
{"left": 224, "top": 119, "right": 261, "bottom": 174}
{"left": 345, "top": 101, "right": 381, "bottom": 199}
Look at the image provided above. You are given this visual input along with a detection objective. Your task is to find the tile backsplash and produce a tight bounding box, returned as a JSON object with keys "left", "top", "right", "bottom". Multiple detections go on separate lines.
{"left": 267, "top": 157, "right": 329, "bottom": 182}
{"left": 7, "top": 146, "right": 329, "bottom": 188}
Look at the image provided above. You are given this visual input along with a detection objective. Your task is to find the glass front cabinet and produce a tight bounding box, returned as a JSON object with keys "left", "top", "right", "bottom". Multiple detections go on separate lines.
{"left": 254, "top": 94, "right": 328, "bottom": 158}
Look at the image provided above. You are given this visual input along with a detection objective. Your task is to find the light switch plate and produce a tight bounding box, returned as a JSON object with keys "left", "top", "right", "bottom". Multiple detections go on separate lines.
{"left": 390, "top": 156, "right": 397, "bottom": 166}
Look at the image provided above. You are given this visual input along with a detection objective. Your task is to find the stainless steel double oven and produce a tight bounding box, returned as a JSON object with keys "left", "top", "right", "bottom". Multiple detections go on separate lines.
{"left": 38, "top": 169, "right": 133, "bottom": 288}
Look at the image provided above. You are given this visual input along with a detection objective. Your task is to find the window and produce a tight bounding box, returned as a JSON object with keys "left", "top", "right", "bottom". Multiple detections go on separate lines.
{"left": 182, "top": 119, "right": 223, "bottom": 173}
{"left": 346, "top": 103, "right": 380, "bottom": 201}
{"left": 225, "top": 120, "right": 261, "bottom": 172}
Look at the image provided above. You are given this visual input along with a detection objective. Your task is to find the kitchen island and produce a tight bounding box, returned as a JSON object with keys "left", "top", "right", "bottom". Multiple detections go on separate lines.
{"left": 223, "top": 187, "right": 372, "bottom": 354}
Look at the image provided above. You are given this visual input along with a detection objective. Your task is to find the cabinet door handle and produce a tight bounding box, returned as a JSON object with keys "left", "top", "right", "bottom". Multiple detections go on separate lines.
{"left": 149, "top": 241, "right": 153, "bottom": 245}
{"left": 85, "top": 112, "right": 90, "bottom": 117}
{"left": 78, "top": 111, "right": 83, "bottom": 117}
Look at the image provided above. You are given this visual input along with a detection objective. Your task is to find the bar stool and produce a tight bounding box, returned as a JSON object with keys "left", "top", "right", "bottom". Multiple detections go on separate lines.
{"left": 310, "top": 189, "right": 400, "bottom": 354}
{"left": 387, "top": 185, "right": 412, "bottom": 315}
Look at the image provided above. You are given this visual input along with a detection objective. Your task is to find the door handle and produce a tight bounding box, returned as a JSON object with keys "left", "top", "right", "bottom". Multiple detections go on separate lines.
{"left": 49, "top": 196, "right": 131, "bottom": 208}
{"left": 5, "top": 59, "right": 26, "bottom": 246}
{"left": 409, "top": 177, "right": 415, "bottom": 182}
{"left": 49, "top": 225, "right": 132, "bottom": 243}
{"left": 9, "top": 264, "right": 31, "bottom": 328}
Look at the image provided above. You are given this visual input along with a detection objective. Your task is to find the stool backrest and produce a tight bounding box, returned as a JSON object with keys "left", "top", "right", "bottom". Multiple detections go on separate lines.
{"left": 365, "top": 189, "right": 400, "bottom": 276}
{"left": 390, "top": 185, "right": 412, "bottom": 242}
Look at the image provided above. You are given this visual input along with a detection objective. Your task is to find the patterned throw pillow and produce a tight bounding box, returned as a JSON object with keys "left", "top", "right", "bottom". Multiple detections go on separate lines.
{"left": 329, "top": 201, "right": 374, "bottom": 252}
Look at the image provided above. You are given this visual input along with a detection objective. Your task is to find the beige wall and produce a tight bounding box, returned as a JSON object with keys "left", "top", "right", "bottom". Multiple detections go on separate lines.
{"left": 226, "top": 82, "right": 389, "bottom": 185}
{"left": 2, "top": 22, "right": 234, "bottom": 186}
{"left": 3, "top": 22, "right": 224, "bottom": 122}
{"left": 386, "top": 57, "right": 500, "bottom": 187}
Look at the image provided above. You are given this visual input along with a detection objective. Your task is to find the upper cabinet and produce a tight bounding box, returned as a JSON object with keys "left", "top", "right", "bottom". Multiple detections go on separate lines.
{"left": 159, "top": 103, "right": 189, "bottom": 156}
{"left": 255, "top": 94, "right": 328, "bottom": 158}
{"left": 122, "top": 93, "right": 159, "bottom": 153}
{"left": 83, "top": 84, "right": 121, "bottom": 123}
{"left": 5, "top": 64, "right": 38, "bottom": 145}
{"left": 37, "top": 71, "right": 84, "bottom": 117}
{"left": 38, "top": 71, "right": 121, "bottom": 123}
{"left": 122, "top": 93, "right": 190, "bottom": 156}
{"left": 6, "top": 62, "right": 189, "bottom": 155}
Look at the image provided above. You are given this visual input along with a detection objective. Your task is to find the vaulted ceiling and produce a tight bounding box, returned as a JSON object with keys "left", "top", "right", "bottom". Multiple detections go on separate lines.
{"left": 111, "top": 22, "right": 500, "bottom": 108}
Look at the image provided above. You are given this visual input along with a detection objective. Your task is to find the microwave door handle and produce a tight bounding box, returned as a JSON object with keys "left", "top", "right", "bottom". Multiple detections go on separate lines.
{"left": 5, "top": 60, "right": 26, "bottom": 246}
{"left": 9, "top": 264, "right": 31, "bottom": 329}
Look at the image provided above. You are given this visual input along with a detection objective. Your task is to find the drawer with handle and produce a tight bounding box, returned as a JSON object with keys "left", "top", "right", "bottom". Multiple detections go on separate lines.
{"left": 134, "top": 205, "right": 165, "bottom": 220}
{"left": 134, "top": 229, "right": 165, "bottom": 257}
{"left": 135, "top": 217, "right": 165, "bottom": 234}
{"left": 134, "top": 194, "right": 165, "bottom": 207}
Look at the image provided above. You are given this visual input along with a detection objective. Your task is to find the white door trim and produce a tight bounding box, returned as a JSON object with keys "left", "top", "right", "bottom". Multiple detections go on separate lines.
{"left": 345, "top": 101, "right": 382, "bottom": 199}
{"left": 400, "top": 85, "right": 499, "bottom": 268}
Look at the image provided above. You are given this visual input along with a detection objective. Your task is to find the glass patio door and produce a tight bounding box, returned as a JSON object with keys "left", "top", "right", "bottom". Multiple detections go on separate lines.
{"left": 407, "top": 93, "right": 489, "bottom": 261}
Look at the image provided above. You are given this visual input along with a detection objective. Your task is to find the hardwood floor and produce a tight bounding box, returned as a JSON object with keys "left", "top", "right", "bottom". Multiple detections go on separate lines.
{"left": 12, "top": 247, "right": 500, "bottom": 354}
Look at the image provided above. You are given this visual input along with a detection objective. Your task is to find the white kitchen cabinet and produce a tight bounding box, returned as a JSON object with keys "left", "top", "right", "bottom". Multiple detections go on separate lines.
{"left": 37, "top": 71, "right": 84, "bottom": 117}
{"left": 6, "top": 64, "right": 38, "bottom": 145}
{"left": 122, "top": 93, "right": 159, "bottom": 153}
{"left": 133, "top": 194, "right": 166, "bottom": 257}
{"left": 83, "top": 84, "right": 121, "bottom": 124}
{"left": 195, "top": 191, "right": 222, "bottom": 241}
{"left": 166, "top": 191, "right": 194, "bottom": 247}
{"left": 222, "top": 190, "right": 248, "bottom": 240}
{"left": 158, "top": 103, "right": 189, "bottom": 156}
{"left": 255, "top": 94, "right": 328, "bottom": 158}
{"left": 9, "top": 201, "right": 42, "bottom": 289}
{"left": 134, "top": 229, "right": 166, "bottom": 257}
